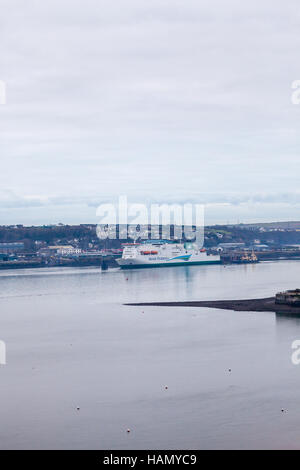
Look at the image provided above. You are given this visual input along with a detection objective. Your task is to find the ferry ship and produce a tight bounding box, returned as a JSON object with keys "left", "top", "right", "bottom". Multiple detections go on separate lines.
{"left": 116, "top": 240, "right": 221, "bottom": 269}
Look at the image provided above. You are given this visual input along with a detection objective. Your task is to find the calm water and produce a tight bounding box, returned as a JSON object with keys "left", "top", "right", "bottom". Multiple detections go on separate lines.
{"left": 1, "top": 260, "right": 300, "bottom": 449}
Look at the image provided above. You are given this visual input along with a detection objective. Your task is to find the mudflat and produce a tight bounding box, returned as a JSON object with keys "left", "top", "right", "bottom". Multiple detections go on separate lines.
{"left": 126, "top": 297, "right": 300, "bottom": 314}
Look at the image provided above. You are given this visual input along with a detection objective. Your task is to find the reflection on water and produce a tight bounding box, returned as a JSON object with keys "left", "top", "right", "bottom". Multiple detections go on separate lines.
{"left": 1, "top": 261, "right": 300, "bottom": 449}
{"left": 276, "top": 312, "right": 300, "bottom": 322}
{"left": 0, "top": 259, "right": 297, "bottom": 303}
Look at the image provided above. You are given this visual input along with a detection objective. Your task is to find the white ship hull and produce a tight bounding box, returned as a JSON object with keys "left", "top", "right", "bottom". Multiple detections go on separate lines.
{"left": 116, "top": 242, "right": 221, "bottom": 269}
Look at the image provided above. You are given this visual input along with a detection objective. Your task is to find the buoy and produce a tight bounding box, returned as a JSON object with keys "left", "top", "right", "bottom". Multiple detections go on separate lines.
{"left": 165, "top": 386, "right": 168, "bottom": 390}
{"left": 126, "top": 428, "right": 131, "bottom": 433}
{"left": 76, "top": 407, "right": 80, "bottom": 411}
{"left": 228, "top": 369, "right": 231, "bottom": 372}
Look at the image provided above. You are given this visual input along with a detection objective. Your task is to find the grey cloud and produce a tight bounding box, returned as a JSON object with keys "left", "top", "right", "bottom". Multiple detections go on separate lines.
{"left": 1, "top": 191, "right": 300, "bottom": 210}
{"left": 1, "top": 0, "right": 300, "bottom": 224}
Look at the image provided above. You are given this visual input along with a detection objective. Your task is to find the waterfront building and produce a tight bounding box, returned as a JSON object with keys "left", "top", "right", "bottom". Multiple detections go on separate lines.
{"left": 0, "top": 242, "right": 25, "bottom": 253}
{"left": 275, "top": 289, "right": 300, "bottom": 306}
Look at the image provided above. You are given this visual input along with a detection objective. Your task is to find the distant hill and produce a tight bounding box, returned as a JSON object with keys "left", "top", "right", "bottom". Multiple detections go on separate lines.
{"left": 1, "top": 222, "right": 300, "bottom": 251}
{"left": 229, "top": 221, "right": 300, "bottom": 230}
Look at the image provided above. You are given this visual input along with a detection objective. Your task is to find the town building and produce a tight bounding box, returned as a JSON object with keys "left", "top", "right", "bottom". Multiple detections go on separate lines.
{"left": 0, "top": 242, "right": 25, "bottom": 253}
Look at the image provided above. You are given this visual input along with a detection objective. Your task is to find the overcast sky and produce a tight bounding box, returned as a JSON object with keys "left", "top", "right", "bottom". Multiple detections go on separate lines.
{"left": 1, "top": 0, "right": 300, "bottom": 225}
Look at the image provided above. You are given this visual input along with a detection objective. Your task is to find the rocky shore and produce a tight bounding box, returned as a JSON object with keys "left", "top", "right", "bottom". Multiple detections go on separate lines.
{"left": 126, "top": 297, "right": 300, "bottom": 314}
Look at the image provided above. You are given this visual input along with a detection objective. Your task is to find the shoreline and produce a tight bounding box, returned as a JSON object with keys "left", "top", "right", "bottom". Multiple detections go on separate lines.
{"left": 125, "top": 297, "right": 300, "bottom": 314}
{"left": 0, "top": 258, "right": 118, "bottom": 270}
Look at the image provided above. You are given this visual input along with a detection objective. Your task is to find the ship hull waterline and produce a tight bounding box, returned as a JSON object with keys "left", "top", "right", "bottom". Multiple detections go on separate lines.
{"left": 117, "top": 260, "right": 221, "bottom": 269}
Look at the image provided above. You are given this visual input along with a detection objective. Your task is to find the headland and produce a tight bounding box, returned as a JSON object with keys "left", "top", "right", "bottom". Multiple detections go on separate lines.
{"left": 126, "top": 296, "right": 300, "bottom": 314}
